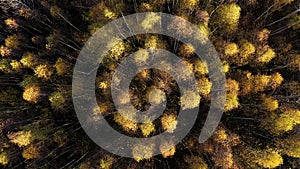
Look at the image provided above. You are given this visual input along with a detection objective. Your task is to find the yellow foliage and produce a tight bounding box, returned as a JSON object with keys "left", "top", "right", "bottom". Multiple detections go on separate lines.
{"left": 34, "top": 64, "right": 53, "bottom": 80}
{"left": 224, "top": 93, "right": 239, "bottom": 112}
{"left": 254, "top": 149, "right": 283, "bottom": 168}
{"left": 103, "top": 8, "right": 117, "bottom": 19}
{"left": 140, "top": 122, "right": 155, "bottom": 137}
{"left": 161, "top": 113, "right": 177, "bottom": 133}
{"left": 5, "top": 18, "right": 18, "bottom": 29}
{"left": 49, "top": 90, "right": 67, "bottom": 110}
{"left": 263, "top": 109, "right": 300, "bottom": 135}
{"left": 141, "top": 13, "right": 161, "bottom": 30}
{"left": 179, "top": 0, "right": 199, "bottom": 10}
{"left": 257, "top": 47, "right": 276, "bottom": 63}
{"left": 0, "top": 152, "right": 9, "bottom": 165}
{"left": 211, "top": 3, "right": 241, "bottom": 33}
{"left": 147, "top": 88, "right": 166, "bottom": 104}
{"left": 100, "top": 155, "right": 114, "bottom": 169}
{"left": 0, "top": 45, "right": 12, "bottom": 57}
{"left": 132, "top": 143, "right": 154, "bottom": 162}
{"left": 22, "top": 144, "right": 41, "bottom": 159}
{"left": 278, "top": 135, "right": 300, "bottom": 158}
{"left": 23, "top": 84, "right": 41, "bottom": 103}
{"left": 10, "top": 60, "right": 22, "bottom": 71}
{"left": 160, "top": 141, "right": 176, "bottom": 158}
{"left": 179, "top": 44, "right": 195, "bottom": 57}
{"left": 134, "top": 49, "right": 149, "bottom": 64}
{"left": 114, "top": 112, "right": 138, "bottom": 132}
{"left": 261, "top": 95, "right": 279, "bottom": 111}
{"left": 180, "top": 90, "right": 201, "bottom": 110}
{"left": 215, "top": 128, "right": 227, "bottom": 143}
{"left": 5, "top": 35, "right": 19, "bottom": 49}
{"left": 107, "top": 40, "right": 126, "bottom": 61}
{"left": 54, "top": 58, "right": 70, "bottom": 76}
{"left": 20, "top": 52, "right": 39, "bottom": 68}
{"left": 194, "top": 60, "right": 208, "bottom": 75}
{"left": 224, "top": 43, "right": 239, "bottom": 56}
{"left": 226, "top": 78, "right": 239, "bottom": 94}
{"left": 269, "top": 72, "right": 284, "bottom": 88}
{"left": 145, "top": 35, "right": 166, "bottom": 49}
{"left": 197, "top": 77, "right": 212, "bottom": 96}
{"left": 184, "top": 156, "right": 208, "bottom": 169}
{"left": 239, "top": 40, "right": 255, "bottom": 57}
{"left": 8, "top": 131, "right": 32, "bottom": 147}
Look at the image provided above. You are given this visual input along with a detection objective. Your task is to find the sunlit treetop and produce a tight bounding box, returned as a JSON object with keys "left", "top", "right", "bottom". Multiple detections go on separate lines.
{"left": 22, "top": 144, "right": 42, "bottom": 159}
{"left": 239, "top": 39, "right": 256, "bottom": 61}
{"left": 5, "top": 18, "right": 18, "bottom": 29}
{"left": 254, "top": 149, "right": 283, "bottom": 168}
{"left": 224, "top": 42, "right": 239, "bottom": 56}
{"left": 34, "top": 63, "right": 53, "bottom": 80}
{"left": 7, "top": 130, "right": 33, "bottom": 147}
{"left": 132, "top": 143, "right": 154, "bottom": 162}
{"left": 0, "top": 152, "right": 9, "bottom": 166}
{"left": 20, "top": 52, "right": 39, "bottom": 68}
{"left": 261, "top": 109, "right": 300, "bottom": 135}
{"left": 277, "top": 135, "right": 300, "bottom": 158}
{"left": 54, "top": 57, "right": 71, "bottom": 76}
{"left": 210, "top": 3, "right": 241, "bottom": 34}
{"left": 0, "top": 46, "right": 12, "bottom": 57}
{"left": 180, "top": 90, "right": 200, "bottom": 110}
{"left": 22, "top": 84, "right": 41, "bottom": 104}
{"left": 194, "top": 60, "right": 208, "bottom": 75}
{"left": 257, "top": 29, "right": 271, "bottom": 43}
{"left": 139, "top": 122, "right": 155, "bottom": 137}
{"left": 224, "top": 93, "right": 239, "bottom": 112}
{"left": 197, "top": 77, "right": 212, "bottom": 97}
{"left": 160, "top": 141, "right": 176, "bottom": 158}
{"left": 161, "top": 113, "right": 178, "bottom": 133}
{"left": 5, "top": 34, "right": 19, "bottom": 49}
{"left": 240, "top": 147, "right": 283, "bottom": 169}
{"left": 141, "top": 12, "right": 161, "bottom": 31}
{"left": 144, "top": 35, "right": 166, "bottom": 49}
{"left": 99, "top": 155, "right": 114, "bottom": 169}
{"left": 10, "top": 60, "right": 22, "bottom": 72}
{"left": 114, "top": 112, "right": 138, "bottom": 132}
{"left": 261, "top": 94, "right": 279, "bottom": 111}
{"left": 179, "top": 44, "right": 195, "bottom": 57}
{"left": 256, "top": 45, "right": 276, "bottom": 63}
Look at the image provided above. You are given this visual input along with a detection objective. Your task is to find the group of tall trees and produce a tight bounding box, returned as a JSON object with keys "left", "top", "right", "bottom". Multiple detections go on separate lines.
{"left": 0, "top": 0, "right": 299, "bottom": 168}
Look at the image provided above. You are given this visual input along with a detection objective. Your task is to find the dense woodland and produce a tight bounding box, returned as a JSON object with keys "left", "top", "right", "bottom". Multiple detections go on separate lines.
{"left": 0, "top": 0, "right": 300, "bottom": 168}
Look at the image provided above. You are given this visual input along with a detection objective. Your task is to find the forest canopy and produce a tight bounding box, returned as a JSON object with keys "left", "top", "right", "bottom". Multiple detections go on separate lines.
{"left": 0, "top": 0, "right": 299, "bottom": 168}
